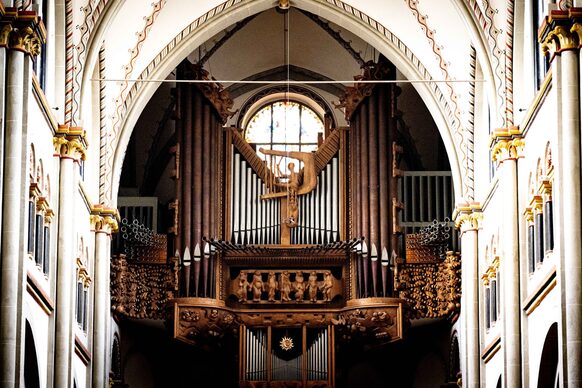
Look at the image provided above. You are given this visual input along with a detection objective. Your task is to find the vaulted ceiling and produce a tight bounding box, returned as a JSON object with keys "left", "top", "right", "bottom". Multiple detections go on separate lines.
{"left": 72, "top": 0, "right": 515, "bottom": 201}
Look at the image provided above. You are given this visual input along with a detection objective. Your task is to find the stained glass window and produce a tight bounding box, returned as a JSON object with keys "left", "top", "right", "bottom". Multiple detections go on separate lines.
{"left": 245, "top": 101, "right": 324, "bottom": 174}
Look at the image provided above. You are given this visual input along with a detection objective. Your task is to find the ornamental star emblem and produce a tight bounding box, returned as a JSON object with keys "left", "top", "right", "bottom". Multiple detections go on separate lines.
{"left": 279, "top": 336, "right": 294, "bottom": 351}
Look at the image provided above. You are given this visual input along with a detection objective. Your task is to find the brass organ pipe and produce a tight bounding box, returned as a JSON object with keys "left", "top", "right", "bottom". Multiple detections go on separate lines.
{"left": 193, "top": 95, "right": 204, "bottom": 287}
{"left": 368, "top": 92, "right": 380, "bottom": 296}
{"left": 182, "top": 85, "right": 193, "bottom": 296}
{"left": 239, "top": 160, "right": 247, "bottom": 243}
{"left": 202, "top": 104, "right": 211, "bottom": 297}
{"left": 175, "top": 83, "right": 183, "bottom": 255}
{"left": 332, "top": 158, "right": 339, "bottom": 240}
{"left": 360, "top": 101, "right": 370, "bottom": 297}
{"left": 246, "top": 166, "right": 253, "bottom": 244}
{"left": 378, "top": 86, "right": 390, "bottom": 264}
{"left": 209, "top": 112, "right": 216, "bottom": 239}
{"left": 232, "top": 152, "right": 240, "bottom": 242}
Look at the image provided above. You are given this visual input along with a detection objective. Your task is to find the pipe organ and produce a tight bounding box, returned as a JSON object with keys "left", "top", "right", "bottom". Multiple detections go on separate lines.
{"left": 108, "top": 58, "right": 464, "bottom": 387}
{"left": 231, "top": 149, "right": 281, "bottom": 245}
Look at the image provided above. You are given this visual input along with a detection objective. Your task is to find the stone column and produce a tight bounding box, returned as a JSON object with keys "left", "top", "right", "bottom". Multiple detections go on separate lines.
{"left": 453, "top": 204, "right": 482, "bottom": 388}
{"left": 492, "top": 134, "right": 524, "bottom": 388}
{"left": 53, "top": 126, "right": 87, "bottom": 388}
{"left": 0, "top": 16, "right": 44, "bottom": 387}
{"left": 541, "top": 15, "right": 582, "bottom": 386}
{"left": 90, "top": 207, "right": 118, "bottom": 388}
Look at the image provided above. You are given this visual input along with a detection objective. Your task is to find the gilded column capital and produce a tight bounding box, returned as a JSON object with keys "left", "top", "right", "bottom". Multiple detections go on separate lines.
{"left": 530, "top": 195, "right": 544, "bottom": 213}
{"left": 453, "top": 202, "right": 483, "bottom": 232}
{"left": 53, "top": 125, "right": 88, "bottom": 161}
{"left": 539, "top": 179, "right": 553, "bottom": 199}
{"left": 76, "top": 258, "right": 92, "bottom": 287}
{"left": 523, "top": 207, "right": 534, "bottom": 223}
{"left": 491, "top": 137, "right": 525, "bottom": 163}
{"left": 0, "top": 9, "right": 46, "bottom": 57}
{"left": 90, "top": 205, "right": 120, "bottom": 234}
{"left": 539, "top": 8, "right": 582, "bottom": 61}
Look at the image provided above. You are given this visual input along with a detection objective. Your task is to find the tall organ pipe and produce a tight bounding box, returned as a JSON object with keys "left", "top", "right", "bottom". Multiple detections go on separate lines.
{"left": 175, "top": 65, "right": 225, "bottom": 298}
{"left": 368, "top": 93, "right": 380, "bottom": 296}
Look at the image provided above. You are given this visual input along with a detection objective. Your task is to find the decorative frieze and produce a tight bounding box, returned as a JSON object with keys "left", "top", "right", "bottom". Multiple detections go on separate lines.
{"left": 230, "top": 269, "right": 340, "bottom": 304}
{"left": 171, "top": 298, "right": 407, "bottom": 346}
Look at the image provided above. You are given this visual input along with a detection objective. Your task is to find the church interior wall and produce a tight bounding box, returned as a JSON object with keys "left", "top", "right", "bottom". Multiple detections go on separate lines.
{"left": 3, "top": 1, "right": 582, "bottom": 387}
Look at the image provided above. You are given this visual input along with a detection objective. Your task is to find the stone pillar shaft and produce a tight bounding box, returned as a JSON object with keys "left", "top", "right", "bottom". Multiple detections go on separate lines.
{"left": 92, "top": 227, "right": 110, "bottom": 388}
{"left": 561, "top": 48, "right": 582, "bottom": 387}
{"left": 454, "top": 205, "right": 482, "bottom": 388}
{"left": 500, "top": 156, "right": 521, "bottom": 388}
{"left": 54, "top": 156, "right": 75, "bottom": 388}
{"left": 0, "top": 46, "right": 25, "bottom": 388}
{"left": 462, "top": 229, "right": 479, "bottom": 388}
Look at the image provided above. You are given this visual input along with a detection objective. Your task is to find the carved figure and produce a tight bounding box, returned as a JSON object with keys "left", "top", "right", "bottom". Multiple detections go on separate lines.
{"left": 321, "top": 271, "right": 333, "bottom": 302}
{"left": 294, "top": 272, "right": 306, "bottom": 301}
{"left": 236, "top": 271, "right": 250, "bottom": 302}
{"left": 267, "top": 271, "right": 278, "bottom": 302}
{"left": 250, "top": 271, "right": 265, "bottom": 302}
{"left": 308, "top": 271, "right": 319, "bottom": 302}
{"left": 259, "top": 148, "right": 318, "bottom": 199}
{"left": 280, "top": 271, "right": 292, "bottom": 302}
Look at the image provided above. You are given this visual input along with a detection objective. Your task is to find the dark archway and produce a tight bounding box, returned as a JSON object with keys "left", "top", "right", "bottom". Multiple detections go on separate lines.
{"left": 24, "top": 321, "right": 40, "bottom": 388}
{"left": 537, "top": 322, "right": 559, "bottom": 388}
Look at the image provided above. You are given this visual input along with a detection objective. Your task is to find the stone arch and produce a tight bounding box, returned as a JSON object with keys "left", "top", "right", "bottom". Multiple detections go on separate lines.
{"left": 447, "top": 332, "right": 461, "bottom": 382}
{"left": 545, "top": 142, "right": 553, "bottom": 176}
{"left": 537, "top": 322, "right": 559, "bottom": 388}
{"left": 24, "top": 320, "right": 40, "bottom": 388}
{"left": 77, "top": 0, "right": 499, "bottom": 204}
{"left": 29, "top": 143, "right": 36, "bottom": 181}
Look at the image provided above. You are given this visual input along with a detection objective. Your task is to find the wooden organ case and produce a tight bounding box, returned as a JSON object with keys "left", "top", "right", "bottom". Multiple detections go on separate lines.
{"left": 162, "top": 59, "right": 414, "bottom": 388}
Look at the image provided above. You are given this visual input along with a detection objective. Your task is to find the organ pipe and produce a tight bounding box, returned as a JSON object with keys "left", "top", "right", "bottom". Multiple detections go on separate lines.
{"left": 174, "top": 62, "right": 226, "bottom": 297}
{"left": 347, "top": 59, "right": 399, "bottom": 298}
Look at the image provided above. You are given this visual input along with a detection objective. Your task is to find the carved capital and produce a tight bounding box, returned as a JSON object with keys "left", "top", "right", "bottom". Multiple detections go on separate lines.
{"left": 453, "top": 203, "right": 482, "bottom": 232}
{"left": 491, "top": 138, "right": 525, "bottom": 163}
{"left": 53, "top": 125, "right": 88, "bottom": 161}
{"left": 530, "top": 195, "right": 544, "bottom": 213}
{"left": 539, "top": 179, "right": 553, "bottom": 199}
{"left": 0, "top": 10, "right": 46, "bottom": 57}
{"left": 90, "top": 205, "right": 120, "bottom": 234}
{"left": 539, "top": 8, "right": 582, "bottom": 60}
{"left": 523, "top": 207, "right": 534, "bottom": 223}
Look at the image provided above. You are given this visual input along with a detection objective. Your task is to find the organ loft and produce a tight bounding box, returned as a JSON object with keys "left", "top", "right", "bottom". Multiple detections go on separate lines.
{"left": 110, "top": 56, "right": 461, "bottom": 387}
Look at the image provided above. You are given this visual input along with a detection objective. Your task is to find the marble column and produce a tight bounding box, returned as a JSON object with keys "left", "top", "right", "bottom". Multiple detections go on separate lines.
{"left": 53, "top": 126, "right": 87, "bottom": 388}
{"left": 492, "top": 135, "right": 524, "bottom": 388}
{"left": 0, "top": 20, "right": 44, "bottom": 387}
{"left": 454, "top": 204, "right": 482, "bottom": 388}
{"left": 90, "top": 207, "right": 118, "bottom": 388}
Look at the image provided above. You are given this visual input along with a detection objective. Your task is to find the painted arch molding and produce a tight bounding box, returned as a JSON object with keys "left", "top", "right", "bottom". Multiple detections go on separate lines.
{"left": 74, "top": 0, "right": 507, "bottom": 204}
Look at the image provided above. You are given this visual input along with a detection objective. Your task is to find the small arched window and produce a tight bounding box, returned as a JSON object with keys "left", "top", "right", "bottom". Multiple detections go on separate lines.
{"left": 245, "top": 100, "right": 324, "bottom": 167}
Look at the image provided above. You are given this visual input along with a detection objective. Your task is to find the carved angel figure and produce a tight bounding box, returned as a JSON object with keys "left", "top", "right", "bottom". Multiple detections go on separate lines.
{"left": 321, "top": 271, "right": 333, "bottom": 302}
{"left": 280, "top": 271, "right": 292, "bottom": 302}
{"left": 294, "top": 272, "right": 306, "bottom": 301}
{"left": 308, "top": 271, "right": 319, "bottom": 302}
{"left": 236, "top": 271, "right": 250, "bottom": 302}
{"left": 267, "top": 271, "right": 278, "bottom": 302}
{"left": 250, "top": 271, "right": 265, "bottom": 302}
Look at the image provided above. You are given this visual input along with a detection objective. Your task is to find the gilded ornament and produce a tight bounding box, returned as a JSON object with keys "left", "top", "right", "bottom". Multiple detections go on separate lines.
{"left": 279, "top": 336, "right": 294, "bottom": 351}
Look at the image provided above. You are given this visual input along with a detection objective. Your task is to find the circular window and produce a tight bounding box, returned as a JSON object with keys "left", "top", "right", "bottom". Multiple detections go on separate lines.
{"left": 245, "top": 101, "right": 324, "bottom": 166}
